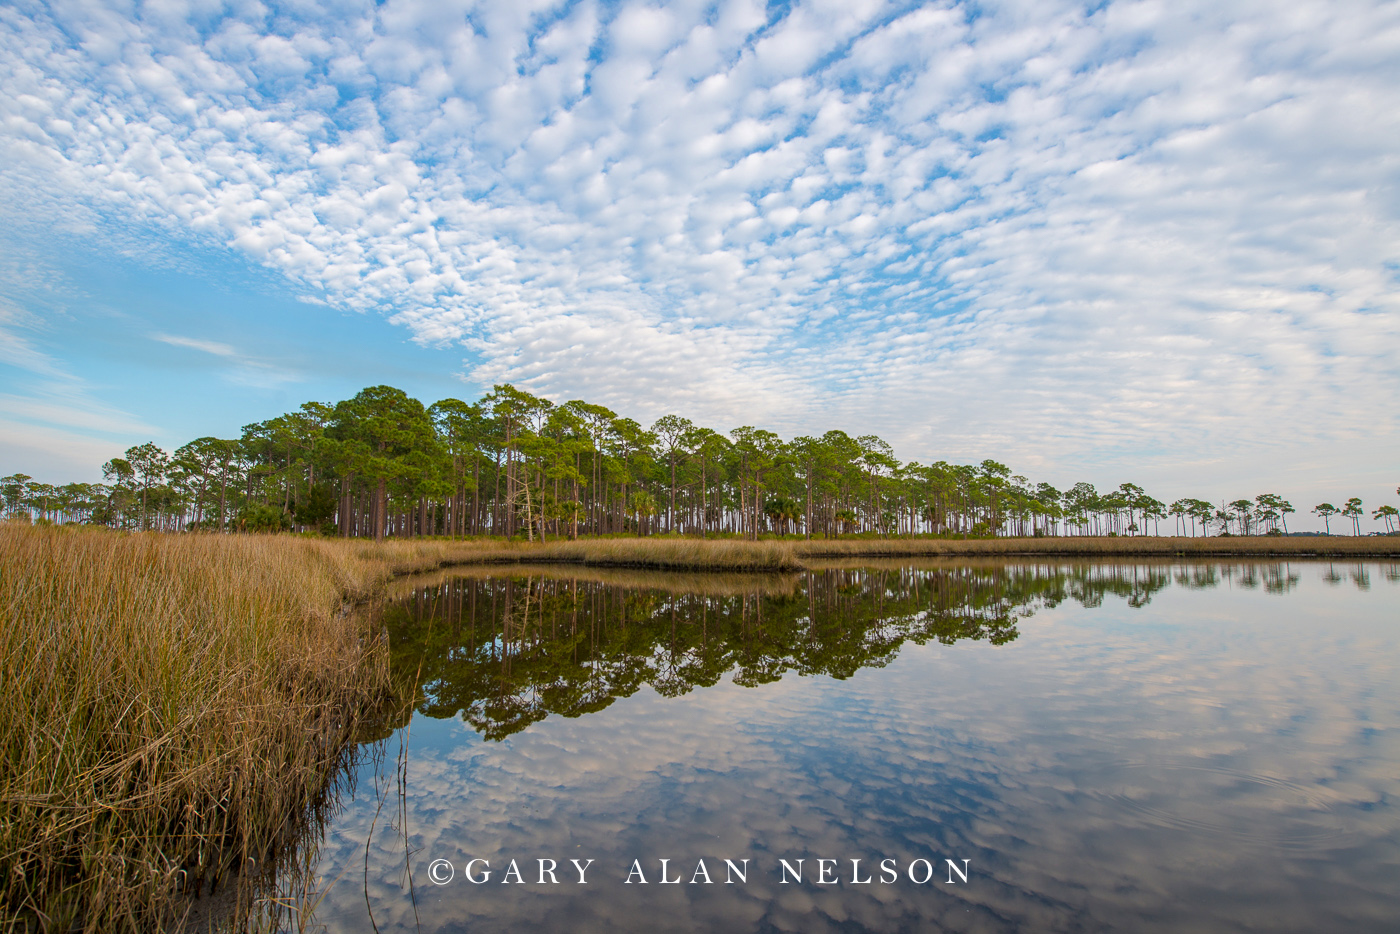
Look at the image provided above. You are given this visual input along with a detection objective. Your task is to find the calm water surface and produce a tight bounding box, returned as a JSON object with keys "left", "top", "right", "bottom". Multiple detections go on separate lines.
{"left": 302, "top": 560, "right": 1400, "bottom": 933}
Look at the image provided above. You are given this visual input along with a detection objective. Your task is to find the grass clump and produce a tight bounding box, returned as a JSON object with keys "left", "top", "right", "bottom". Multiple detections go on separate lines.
{"left": 0, "top": 526, "right": 444, "bottom": 931}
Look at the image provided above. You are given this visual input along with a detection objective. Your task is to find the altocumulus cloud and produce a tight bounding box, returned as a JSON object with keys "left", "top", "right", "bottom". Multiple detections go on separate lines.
{"left": 1, "top": 0, "right": 1397, "bottom": 483}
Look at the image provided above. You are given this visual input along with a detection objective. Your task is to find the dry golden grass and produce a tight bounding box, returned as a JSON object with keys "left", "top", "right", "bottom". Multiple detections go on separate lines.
{"left": 420, "top": 533, "right": 1399, "bottom": 570}
{"left": 0, "top": 526, "right": 518, "bottom": 932}
{"left": 355, "top": 533, "right": 1400, "bottom": 575}
{"left": 475, "top": 534, "right": 1399, "bottom": 569}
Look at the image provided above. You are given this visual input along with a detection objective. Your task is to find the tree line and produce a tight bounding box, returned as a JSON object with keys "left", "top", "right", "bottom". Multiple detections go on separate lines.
{"left": 2, "top": 385, "right": 1396, "bottom": 539}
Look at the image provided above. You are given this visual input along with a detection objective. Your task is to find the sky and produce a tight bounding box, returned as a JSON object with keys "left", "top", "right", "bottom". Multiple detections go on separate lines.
{"left": 1, "top": 0, "right": 1397, "bottom": 528}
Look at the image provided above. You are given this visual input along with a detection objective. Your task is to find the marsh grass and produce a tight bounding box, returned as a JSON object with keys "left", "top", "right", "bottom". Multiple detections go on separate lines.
{"left": 471, "top": 534, "right": 1398, "bottom": 569}
{"left": 427, "top": 533, "right": 1398, "bottom": 570}
{"left": 0, "top": 526, "right": 506, "bottom": 932}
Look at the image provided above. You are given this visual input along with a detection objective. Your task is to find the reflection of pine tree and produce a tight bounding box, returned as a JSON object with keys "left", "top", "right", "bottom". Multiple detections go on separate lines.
{"left": 377, "top": 563, "right": 1239, "bottom": 740}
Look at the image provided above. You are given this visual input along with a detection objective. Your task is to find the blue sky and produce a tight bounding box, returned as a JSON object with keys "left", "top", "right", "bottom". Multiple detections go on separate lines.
{"left": 2, "top": 0, "right": 1398, "bottom": 526}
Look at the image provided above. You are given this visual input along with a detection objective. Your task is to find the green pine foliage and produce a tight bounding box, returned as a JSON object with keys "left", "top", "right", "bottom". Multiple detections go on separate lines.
{"left": 3, "top": 385, "right": 1388, "bottom": 538}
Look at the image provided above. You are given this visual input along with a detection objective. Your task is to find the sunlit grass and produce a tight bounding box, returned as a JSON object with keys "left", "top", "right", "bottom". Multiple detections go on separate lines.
{"left": 0, "top": 526, "right": 513, "bottom": 931}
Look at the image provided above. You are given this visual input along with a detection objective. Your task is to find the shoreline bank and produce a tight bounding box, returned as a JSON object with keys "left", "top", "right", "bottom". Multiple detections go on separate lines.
{"left": 377, "top": 533, "right": 1400, "bottom": 575}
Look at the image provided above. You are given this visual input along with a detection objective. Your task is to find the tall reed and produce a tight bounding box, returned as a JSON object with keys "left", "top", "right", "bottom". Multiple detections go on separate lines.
{"left": 0, "top": 526, "right": 466, "bottom": 931}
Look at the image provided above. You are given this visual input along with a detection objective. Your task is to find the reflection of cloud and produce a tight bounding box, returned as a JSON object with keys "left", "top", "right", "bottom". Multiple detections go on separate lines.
{"left": 307, "top": 568, "right": 1400, "bottom": 932}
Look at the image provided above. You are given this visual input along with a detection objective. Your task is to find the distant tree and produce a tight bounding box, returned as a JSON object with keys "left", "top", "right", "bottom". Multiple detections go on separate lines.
{"left": 611, "top": 417, "right": 657, "bottom": 538}
{"left": 835, "top": 507, "right": 859, "bottom": 535}
{"left": 1116, "top": 483, "right": 1146, "bottom": 535}
{"left": 1140, "top": 495, "right": 1167, "bottom": 536}
{"left": 789, "top": 435, "right": 826, "bottom": 539}
{"left": 1063, "top": 482, "right": 1094, "bottom": 535}
{"left": 557, "top": 499, "right": 585, "bottom": 540}
{"left": 851, "top": 437, "right": 896, "bottom": 535}
{"left": 1255, "top": 493, "right": 1295, "bottom": 533}
{"left": 1228, "top": 499, "right": 1254, "bottom": 535}
{"left": 238, "top": 502, "right": 291, "bottom": 533}
{"left": 1213, "top": 506, "right": 1233, "bottom": 535}
{"left": 1373, "top": 505, "right": 1399, "bottom": 534}
{"left": 1252, "top": 494, "right": 1278, "bottom": 534}
{"left": 651, "top": 414, "right": 693, "bottom": 533}
{"left": 1034, "top": 482, "right": 1062, "bottom": 536}
{"left": 334, "top": 385, "right": 435, "bottom": 540}
{"left": 1341, "top": 497, "right": 1364, "bottom": 535}
{"left": 684, "top": 426, "right": 729, "bottom": 538}
{"left": 1171, "top": 497, "right": 1214, "bottom": 537}
{"left": 121, "top": 443, "right": 171, "bottom": 530}
{"left": 1, "top": 474, "right": 31, "bottom": 520}
{"left": 100, "top": 458, "right": 137, "bottom": 527}
{"left": 1168, "top": 499, "right": 1190, "bottom": 536}
{"left": 764, "top": 496, "right": 801, "bottom": 535}
{"left": 630, "top": 489, "right": 658, "bottom": 535}
{"left": 731, "top": 426, "right": 784, "bottom": 539}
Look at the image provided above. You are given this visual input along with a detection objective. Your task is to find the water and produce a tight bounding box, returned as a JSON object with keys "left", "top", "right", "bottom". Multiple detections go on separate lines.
{"left": 299, "top": 560, "right": 1400, "bottom": 932}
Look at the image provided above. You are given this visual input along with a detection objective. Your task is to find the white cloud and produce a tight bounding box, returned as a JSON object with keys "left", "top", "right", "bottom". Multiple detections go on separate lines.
{"left": 1, "top": 0, "right": 1397, "bottom": 497}
{"left": 152, "top": 332, "right": 237, "bottom": 357}
{"left": 0, "top": 312, "right": 68, "bottom": 380}
{"left": 148, "top": 331, "right": 304, "bottom": 388}
{"left": 0, "top": 417, "right": 133, "bottom": 481}
{"left": 0, "top": 296, "right": 160, "bottom": 478}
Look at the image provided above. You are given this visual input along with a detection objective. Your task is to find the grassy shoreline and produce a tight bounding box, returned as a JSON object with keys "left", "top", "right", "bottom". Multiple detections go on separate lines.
{"left": 416, "top": 533, "right": 1400, "bottom": 570}
{"left": 356, "top": 532, "right": 1400, "bottom": 574}
{"left": 0, "top": 527, "right": 516, "bottom": 931}
{"left": 3, "top": 526, "right": 1395, "bottom": 930}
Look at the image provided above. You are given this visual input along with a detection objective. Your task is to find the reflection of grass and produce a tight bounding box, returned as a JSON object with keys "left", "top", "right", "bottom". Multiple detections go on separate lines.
{"left": 383, "top": 563, "right": 804, "bottom": 598}
{"left": 0, "top": 525, "right": 489, "bottom": 930}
